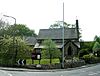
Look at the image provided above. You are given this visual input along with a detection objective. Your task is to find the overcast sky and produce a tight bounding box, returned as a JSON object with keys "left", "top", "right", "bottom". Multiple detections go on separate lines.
{"left": 0, "top": 0, "right": 100, "bottom": 41}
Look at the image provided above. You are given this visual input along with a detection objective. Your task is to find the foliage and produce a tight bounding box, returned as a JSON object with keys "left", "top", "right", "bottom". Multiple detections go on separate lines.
{"left": 92, "top": 35, "right": 100, "bottom": 57}
{"left": 0, "top": 19, "right": 36, "bottom": 66}
{"left": 80, "top": 41, "right": 94, "bottom": 53}
{"left": 92, "top": 42, "right": 100, "bottom": 57}
{"left": 0, "top": 19, "right": 10, "bottom": 36}
{"left": 49, "top": 21, "right": 75, "bottom": 29}
{"left": 42, "top": 39, "right": 61, "bottom": 64}
{"left": 15, "top": 37, "right": 31, "bottom": 59}
{"left": 49, "top": 21, "right": 81, "bottom": 38}
{"left": 93, "top": 42, "right": 100, "bottom": 52}
{"left": 0, "top": 20, "right": 37, "bottom": 37}
{"left": 0, "top": 36, "right": 31, "bottom": 65}
{"left": 78, "top": 49, "right": 89, "bottom": 58}
{"left": 82, "top": 54, "right": 100, "bottom": 64}
{"left": 5, "top": 24, "right": 37, "bottom": 37}
{"left": 94, "top": 35, "right": 100, "bottom": 43}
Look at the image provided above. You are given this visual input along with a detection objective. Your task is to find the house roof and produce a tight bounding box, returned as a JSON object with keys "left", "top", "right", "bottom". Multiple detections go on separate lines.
{"left": 25, "top": 37, "right": 37, "bottom": 45}
{"left": 37, "top": 28, "right": 78, "bottom": 40}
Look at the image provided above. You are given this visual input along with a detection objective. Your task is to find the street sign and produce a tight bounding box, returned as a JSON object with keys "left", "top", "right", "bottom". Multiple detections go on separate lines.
{"left": 31, "top": 53, "right": 36, "bottom": 59}
{"left": 17, "top": 59, "right": 26, "bottom": 65}
{"left": 31, "top": 53, "right": 41, "bottom": 60}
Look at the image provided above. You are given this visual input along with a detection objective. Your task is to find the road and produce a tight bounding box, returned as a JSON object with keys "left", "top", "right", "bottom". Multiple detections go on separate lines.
{"left": 0, "top": 64, "right": 100, "bottom": 76}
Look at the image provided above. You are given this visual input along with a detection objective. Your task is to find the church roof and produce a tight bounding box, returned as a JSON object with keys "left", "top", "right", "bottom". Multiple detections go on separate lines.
{"left": 37, "top": 28, "right": 78, "bottom": 40}
{"left": 25, "top": 37, "right": 37, "bottom": 45}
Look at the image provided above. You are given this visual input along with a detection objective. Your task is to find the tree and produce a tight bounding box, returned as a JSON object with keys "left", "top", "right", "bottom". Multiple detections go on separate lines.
{"left": 94, "top": 35, "right": 100, "bottom": 43}
{"left": 0, "top": 19, "right": 10, "bottom": 36}
{"left": 0, "top": 19, "right": 37, "bottom": 37}
{"left": 92, "top": 42, "right": 100, "bottom": 57}
{"left": 5, "top": 24, "right": 37, "bottom": 37}
{"left": 80, "top": 41, "right": 94, "bottom": 53}
{"left": 42, "top": 39, "right": 61, "bottom": 64}
{"left": 92, "top": 35, "right": 100, "bottom": 57}
{"left": 49, "top": 21, "right": 75, "bottom": 29}
{"left": 78, "top": 49, "right": 89, "bottom": 58}
{"left": 0, "top": 35, "right": 31, "bottom": 65}
{"left": 49, "top": 21, "right": 82, "bottom": 38}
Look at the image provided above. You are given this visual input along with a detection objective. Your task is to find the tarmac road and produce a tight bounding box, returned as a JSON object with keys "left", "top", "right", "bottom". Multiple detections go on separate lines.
{"left": 0, "top": 63, "right": 100, "bottom": 76}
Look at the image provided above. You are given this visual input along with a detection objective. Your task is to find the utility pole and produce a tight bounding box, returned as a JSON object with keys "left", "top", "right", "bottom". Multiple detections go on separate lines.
{"left": 61, "top": 2, "right": 64, "bottom": 69}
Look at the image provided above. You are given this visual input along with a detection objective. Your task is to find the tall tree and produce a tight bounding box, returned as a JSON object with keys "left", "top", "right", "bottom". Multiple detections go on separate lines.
{"left": 49, "top": 21, "right": 82, "bottom": 38}
{"left": 49, "top": 21, "right": 75, "bottom": 29}
{"left": 42, "top": 39, "right": 61, "bottom": 64}
{"left": 92, "top": 42, "right": 100, "bottom": 57}
{"left": 0, "top": 19, "right": 10, "bottom": 36}
{"left": 0, "top": 35, "right": 31, "bottom": 65}
{"left": 94, "top": 35, "right": 100, "bottom": 43}
{"left": 92, "top": 35, "right": 100, "bottom": 56}
{"left": 5, "top": 24, "right": 37, "bottom": 37}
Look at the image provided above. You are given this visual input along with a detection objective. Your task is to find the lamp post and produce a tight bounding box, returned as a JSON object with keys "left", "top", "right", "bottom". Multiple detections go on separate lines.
{"left": 3, "top": 15, "right": 17, "bottom": 65}
{"left": 3, "top": 15, "right": 16, "bottom": 25}
{"left": 61, "top": 2, "right": 65, "bottom": 69}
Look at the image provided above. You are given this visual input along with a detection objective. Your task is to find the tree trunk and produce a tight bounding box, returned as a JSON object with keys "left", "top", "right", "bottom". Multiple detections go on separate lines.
{"left": 50, "top": 54, "right": 52, "bottom": 64}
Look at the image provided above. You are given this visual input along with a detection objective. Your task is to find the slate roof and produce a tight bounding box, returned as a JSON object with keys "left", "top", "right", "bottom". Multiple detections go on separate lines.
{"left": 25, "top": 37, "right": 37, "bottom": 45}
{"left": 37, "top": 28, "right": 78, "bottom": 40}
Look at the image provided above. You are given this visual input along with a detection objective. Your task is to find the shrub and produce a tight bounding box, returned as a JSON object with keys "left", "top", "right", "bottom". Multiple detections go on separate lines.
{"left": 82, "top": 54, "right": 100, "bottom": 64}
{"left": 78, "top": 49, "right": 89, "bottom": 58}
{"left": 64, "top": 59, "right": 85, "bottom": 68}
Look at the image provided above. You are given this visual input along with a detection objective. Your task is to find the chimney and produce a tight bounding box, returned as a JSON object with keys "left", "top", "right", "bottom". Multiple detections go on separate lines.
{"left": 76, "top": 19, "right": 79, "bottom": 40}
{"left": 76, "top": 19, "right": 79, "bottom": 29}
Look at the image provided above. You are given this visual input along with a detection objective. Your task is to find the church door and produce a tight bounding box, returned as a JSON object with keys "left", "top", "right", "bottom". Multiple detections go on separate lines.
{"left": 68, "top": 46, "right": 72, "bottom": 56}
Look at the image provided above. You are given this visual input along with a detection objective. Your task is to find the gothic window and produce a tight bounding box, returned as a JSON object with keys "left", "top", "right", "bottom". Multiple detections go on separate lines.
{"left": 68, "top": 46, "right": 72, "bottom": 55}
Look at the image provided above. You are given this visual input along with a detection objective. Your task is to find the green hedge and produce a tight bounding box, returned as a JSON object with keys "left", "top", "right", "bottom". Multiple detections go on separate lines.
{"left": 78, "top": 49, "right": 89, "bottom": 58}
{"left": 83, "top": 54, "right": 100, "bottom": 64}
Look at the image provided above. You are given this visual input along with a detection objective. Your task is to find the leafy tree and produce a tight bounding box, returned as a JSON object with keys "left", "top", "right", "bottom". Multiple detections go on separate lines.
{"left": 78, "top": 49, "right": 89, "bottom": 58}
{"left": 49, "top": 21, "right": 75, "bottom": 29}
{"left": 93, "top": 42, "right": 100, "bottom": 57}
{"left": 0, "top": 19, "right": 10, "bottom": 36}
{"left": 5, "top": 24, "right": 37, "bottom": 37}
{"left": 80, "top": 41, "right": 94, "bottom": 53}
{"left": 42, "top": 39, "right": 61, "bottom": 64}
{"left": 0, "top": 35, "right": 31, "bottom": 65}
{"left": 93, "top": 42, "right": 100, "bottom": 52}
{"left": 92, "top": 35, "right": 100, "bottom": 57}
{"left": 0, "top": 19, "right": 37, "bottom": 37}
{"left": 94, "top": 35, "right": 100, "bottom": 43}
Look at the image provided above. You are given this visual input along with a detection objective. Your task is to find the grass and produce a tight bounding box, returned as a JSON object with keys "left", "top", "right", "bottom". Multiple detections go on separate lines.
{"left": 26, "top": 59, "right": 60, "bottom": 65}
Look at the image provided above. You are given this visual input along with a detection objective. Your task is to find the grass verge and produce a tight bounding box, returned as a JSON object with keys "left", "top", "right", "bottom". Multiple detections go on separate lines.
{"left": 26, "top": 59, "right": 60, "bottom": 64}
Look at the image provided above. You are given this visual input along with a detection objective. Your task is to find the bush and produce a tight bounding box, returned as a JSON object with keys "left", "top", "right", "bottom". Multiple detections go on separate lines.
{"left": 83, "top": 54, "right": 100, "bottom": 64}
{"left": 78, "top": 49, "right": 89, "bottom": 58}
{"left": 64, "top": 59, "right": 85, "bottom": 68}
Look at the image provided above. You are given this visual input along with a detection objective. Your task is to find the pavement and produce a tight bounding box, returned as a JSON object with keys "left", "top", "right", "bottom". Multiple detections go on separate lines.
{"left": 0, "top": 63, "right": 99, "bottom": 72}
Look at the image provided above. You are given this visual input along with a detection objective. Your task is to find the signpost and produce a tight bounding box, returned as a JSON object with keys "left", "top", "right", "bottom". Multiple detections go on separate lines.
{"left": 31, "top": 53, "right": 41, "bottom": 64}
{"left": 17, "top": 59, "right": 26, "bottom": 65}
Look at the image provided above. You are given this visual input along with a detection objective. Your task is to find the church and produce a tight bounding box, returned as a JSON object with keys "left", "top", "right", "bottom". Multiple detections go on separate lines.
{"left": 34, "top": 19, "right": 80, "bottom": 58}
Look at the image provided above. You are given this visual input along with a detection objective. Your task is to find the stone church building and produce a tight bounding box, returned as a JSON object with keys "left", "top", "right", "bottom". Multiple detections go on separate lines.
{"left": 34, "top": 19, "right": 80, "bottom": 58}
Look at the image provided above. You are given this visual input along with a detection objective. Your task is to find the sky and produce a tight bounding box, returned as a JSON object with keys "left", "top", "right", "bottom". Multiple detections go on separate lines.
{"left": 0, "top": 0, "right": 100, "bottom": 41}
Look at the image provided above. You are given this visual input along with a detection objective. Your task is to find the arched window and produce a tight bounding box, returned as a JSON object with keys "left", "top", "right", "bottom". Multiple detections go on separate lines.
{"left": 68, "top": 46, "right": 72, "bottom": 55}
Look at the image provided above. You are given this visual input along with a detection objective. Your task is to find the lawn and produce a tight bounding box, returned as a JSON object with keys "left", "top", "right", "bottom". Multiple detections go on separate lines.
{"left": 26, "top": 59, "right": 60, "bottom": 64}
